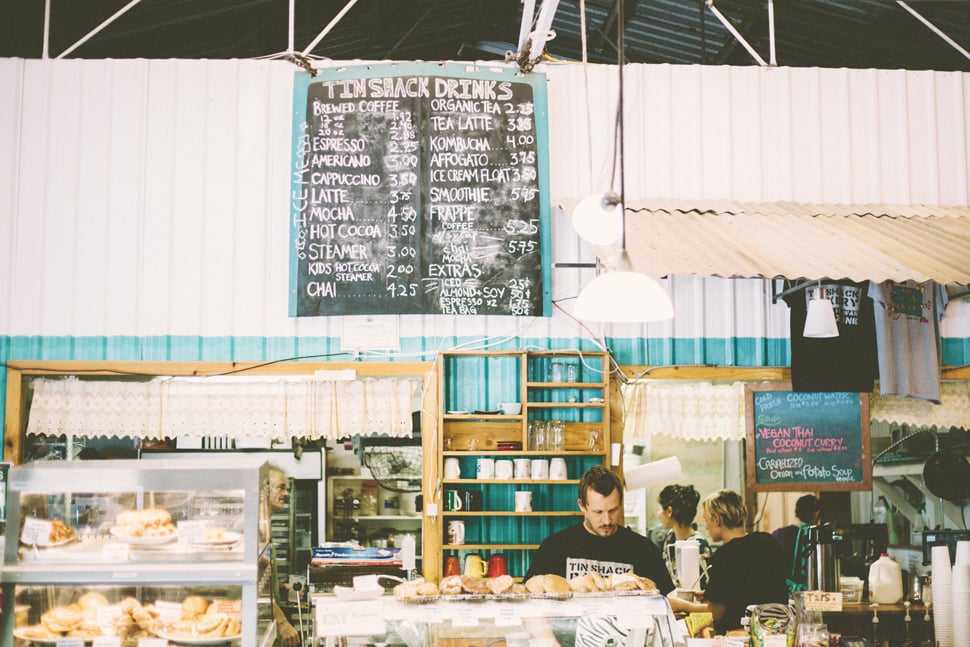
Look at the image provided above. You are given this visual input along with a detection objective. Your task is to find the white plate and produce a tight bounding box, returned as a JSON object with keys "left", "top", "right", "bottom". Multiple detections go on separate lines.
{"left": 447, "top": 410, "right": 468, "bottom": 415}
{"left": 333, "top": 585, "right": 385, "bottom": 601}
{"left": 154, "top": 629, "right": 242, "bottom": 645}
{"left": 110, "top": 526, "right": 177, "bottom": 545}
{"left": 191, "top": 530, "right": 242, "bottom": 546}
{"left": 19, "top": 535, "right": 76, "bottom": 548}
{"left": 13, "top": 627, "right": 96, "bottom": 644}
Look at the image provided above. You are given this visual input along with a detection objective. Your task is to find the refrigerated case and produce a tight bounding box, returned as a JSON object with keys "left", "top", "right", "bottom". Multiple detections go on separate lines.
{"left": 0, "top": 459, "right": 277, "bottom": 647}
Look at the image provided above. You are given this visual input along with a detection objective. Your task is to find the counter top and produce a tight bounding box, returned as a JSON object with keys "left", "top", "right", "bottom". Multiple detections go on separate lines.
{"left": 824, "top": 602, "right": 927, "bottom": 616}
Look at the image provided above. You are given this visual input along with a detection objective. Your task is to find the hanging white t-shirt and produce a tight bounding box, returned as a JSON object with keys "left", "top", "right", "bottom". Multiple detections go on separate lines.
{"left": 867, "top": 280, "right": 948, "bottom": 403}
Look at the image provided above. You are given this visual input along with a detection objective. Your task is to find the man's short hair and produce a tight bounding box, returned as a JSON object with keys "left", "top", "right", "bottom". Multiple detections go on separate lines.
{"left": 795, "top": 494, "right": 819, "bottom": 524}
{"left": 579, "top": 465, "right": 623, "bottom": 505}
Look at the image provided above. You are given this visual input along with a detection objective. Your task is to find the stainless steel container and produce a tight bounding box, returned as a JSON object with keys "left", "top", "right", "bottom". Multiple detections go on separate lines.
{"left": 807, "top": 524, "right": 841, "bottom": 592}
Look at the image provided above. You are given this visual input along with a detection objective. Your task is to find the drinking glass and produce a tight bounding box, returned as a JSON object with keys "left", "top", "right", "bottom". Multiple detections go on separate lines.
{"left": 550, "top": 420, "right": 565, "bottom": 451}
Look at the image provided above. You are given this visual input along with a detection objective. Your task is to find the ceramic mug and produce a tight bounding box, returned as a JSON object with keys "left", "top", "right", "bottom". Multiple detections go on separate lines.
{"left": 444, "top": 457, "right": 461, "bottom": 479}
{"left": 495, "top": 459, "right": 514, "bottom": 480}
{"left": 530, "top": 458, "right": 549, "bottom": 480}
{"left": 488, "top": 553, "right": 508, "bottom": 577}
{"left": 476, "top": 457, "right": 495, "bottom": 479}
{"left": 444, "top": 556, "right": 461, "bottom": 576}
{"left": 445, "top": 489, "right": 464, "bottom": 511}
{"left": 447, "top": 520, "right": 465, "bottom": 545}
{"left": 514, "top": 490, "right": 533, "bottom": 512}
{"left": 549, "top": 457, "right": 568, "bottom": 480}
{"left": 512, "top": 458, "right": 531, "bottom": 480}
{"left": 464, "top": 554, "right": 488, "bottom": 578}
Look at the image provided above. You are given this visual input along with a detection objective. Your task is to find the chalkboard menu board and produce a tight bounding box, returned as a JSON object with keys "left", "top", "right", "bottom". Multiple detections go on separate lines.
{"left": 744, "top": 383, "right": 871, "bottom": 492}
{"left": 288, "top": 63, "right": 551, "bottom": 317}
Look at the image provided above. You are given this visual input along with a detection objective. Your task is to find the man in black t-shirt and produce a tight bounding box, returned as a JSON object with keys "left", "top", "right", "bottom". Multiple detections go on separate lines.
{"left": 524, "top": 466, "right": 674, "bottom": 592}
{"left": 702, "top": 489, "right": 789, "bottom": 635}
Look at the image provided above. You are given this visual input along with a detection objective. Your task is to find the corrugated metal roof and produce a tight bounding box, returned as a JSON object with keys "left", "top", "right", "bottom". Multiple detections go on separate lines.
{"left": 583, "top": 200, "right": 970, "bottom": 284}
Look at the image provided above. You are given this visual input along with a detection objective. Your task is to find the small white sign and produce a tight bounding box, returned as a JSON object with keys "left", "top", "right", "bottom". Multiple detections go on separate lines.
{"left": 316, "top": 601, "right": 386, "bottom": 637}
{"left": 101, "top": 542, "right": 129, "bottom": 562}
{"left": 177, "top": 519, "right": 207, "bottom": 545}
{"left": 804, "top": 590, "right": 843, "bottom": 612}
{"left": 92, "top": 637, "right": 122, "bottom": 647}
{"left": 493, "top": 605, "right": 524, "bottom": 627}
{"left": 20, "top": 517, "right": 51, "bottom": 545}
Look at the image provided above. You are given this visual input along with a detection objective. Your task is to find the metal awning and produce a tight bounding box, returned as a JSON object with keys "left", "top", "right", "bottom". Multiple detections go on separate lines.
{"left": 593, "top": 200, "right": 970, "bottom": 285}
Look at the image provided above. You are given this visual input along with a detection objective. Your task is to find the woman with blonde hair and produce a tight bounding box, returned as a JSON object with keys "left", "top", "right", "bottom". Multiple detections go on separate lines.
{"left": 701, "top": 489, "right": 788, "bottom": 635}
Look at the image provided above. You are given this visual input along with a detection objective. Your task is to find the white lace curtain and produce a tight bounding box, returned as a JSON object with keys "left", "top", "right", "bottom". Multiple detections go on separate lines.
{"left": 26, "top": 376, "right": 420, "bottom": 441}
{"left": 622, "top": 379, "right": 970, "bottom": 444}
{"left": 870, "top": 381, "right": 970, "bottom": 429}
{"left": 622, "top": 381, "right": 747, "bottom": 442}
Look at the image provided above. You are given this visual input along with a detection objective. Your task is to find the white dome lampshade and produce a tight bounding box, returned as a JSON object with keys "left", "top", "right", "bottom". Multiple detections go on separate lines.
{"left": 572, "top": 192, "right": 624, "bottom": 246}
{"left": 573, "top": 255, "right": 674, "bottom": 323}
{"left": 804, "top": 287, "right": 839, "bottom": 338}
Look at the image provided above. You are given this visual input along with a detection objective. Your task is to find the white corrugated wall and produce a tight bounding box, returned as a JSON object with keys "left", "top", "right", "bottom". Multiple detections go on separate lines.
{"left": 0, "top": 58, "right": 968, "bottom": 356}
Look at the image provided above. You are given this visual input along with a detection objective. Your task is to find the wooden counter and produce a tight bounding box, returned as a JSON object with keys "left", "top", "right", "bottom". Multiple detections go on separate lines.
{"left": 823, "top": 602, "right": 932, "bottom": 644}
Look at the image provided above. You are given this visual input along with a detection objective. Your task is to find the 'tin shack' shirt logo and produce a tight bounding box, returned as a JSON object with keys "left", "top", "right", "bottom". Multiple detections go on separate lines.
{"left": 565, "top": 557, "right": 633, "bottom": 579}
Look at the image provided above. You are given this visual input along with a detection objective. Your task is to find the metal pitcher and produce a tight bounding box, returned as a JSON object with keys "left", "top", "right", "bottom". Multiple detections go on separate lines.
{"left": 807, "top": 524, "right": 841, "bottom": 592}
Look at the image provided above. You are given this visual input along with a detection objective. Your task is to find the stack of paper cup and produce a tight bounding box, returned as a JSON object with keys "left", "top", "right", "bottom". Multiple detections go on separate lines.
{"left": 932, "top": 544, "right": 953, "bottom": 647}
{"left": 956, "top": 540, "right": 970, "bottom": 567}
{"left": 952, "top": 562, "right": 970, "bottom": 646}
{"left": 953, "top": 541, "right": 970, "bottom": 647}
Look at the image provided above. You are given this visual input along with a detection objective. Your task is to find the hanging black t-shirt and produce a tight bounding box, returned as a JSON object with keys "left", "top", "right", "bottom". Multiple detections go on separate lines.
{"left": 784, "top": 280, "right": 877, "bottom": 392}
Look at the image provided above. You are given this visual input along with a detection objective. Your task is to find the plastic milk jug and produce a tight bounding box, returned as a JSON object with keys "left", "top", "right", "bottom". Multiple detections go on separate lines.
{"left": 868, "top": 553, "right": 903, "bottom": 604}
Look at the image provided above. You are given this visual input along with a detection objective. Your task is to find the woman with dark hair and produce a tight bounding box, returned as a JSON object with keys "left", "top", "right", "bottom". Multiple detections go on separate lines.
{"left": 657, "top": 484, "right": 711, "bottom": 590}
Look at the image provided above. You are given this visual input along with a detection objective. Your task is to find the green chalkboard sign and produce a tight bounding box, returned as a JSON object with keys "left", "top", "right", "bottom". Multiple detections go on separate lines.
{"left": 744, "top": 383, "right": 871, "bottom": 492}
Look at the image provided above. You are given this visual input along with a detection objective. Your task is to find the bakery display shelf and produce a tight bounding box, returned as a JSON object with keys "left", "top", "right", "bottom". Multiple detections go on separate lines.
{"left": 442, "top": 544, "right": 540, "bottom": 551}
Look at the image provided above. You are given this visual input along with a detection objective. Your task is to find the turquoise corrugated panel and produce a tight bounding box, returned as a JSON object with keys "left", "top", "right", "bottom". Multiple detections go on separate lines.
{"left": 605, "top": 337, "right": 790, "bottom": 367}
{"left": 942, "top": 339, "right": 970, "bottom": 368}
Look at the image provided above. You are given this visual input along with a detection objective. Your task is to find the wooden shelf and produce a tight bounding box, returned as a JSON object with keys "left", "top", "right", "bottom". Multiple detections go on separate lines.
{"left": 433, "top": 350, "right": 613, "bottom": 581}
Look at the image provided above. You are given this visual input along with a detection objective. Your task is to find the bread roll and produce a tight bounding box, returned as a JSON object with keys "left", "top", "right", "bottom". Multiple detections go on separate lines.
{"left": 459, "top": 574, "right": 489, "bottom": 594}
{"left": 487, "top": 574, "right": 514, "bottom": 595}
{"left": 525, "top": 574, "right": 548, "bottom": 594}
{"left": 569, "top": 574, "right": 593, "bottom": 593}
{"left": 439, "top": 575, "right": 463, "bottom": 595}
{"left": 543, "top": 574, "right": 571, "bottom": 594}
{"left": 416, "top": 581, "right": 440, "bottom": 596}
{"left": 78, "top": 591, "right": 109, "bottom": 611}
{"left": 181, "top": 595, "right": 209, "bottom": 620}
{"left": 195, "top": 612, "right": 229, "bottom": 636}
{"left": 41, "top": 607, "right": 82, "bottom": 633}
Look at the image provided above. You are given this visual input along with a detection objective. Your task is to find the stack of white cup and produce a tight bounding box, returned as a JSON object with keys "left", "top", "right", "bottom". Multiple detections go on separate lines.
{"left": 951, "top": 541, "right": 970, "bottom": 646}
{"left": 932, "top": 544, "right": 953, "bottom": 647}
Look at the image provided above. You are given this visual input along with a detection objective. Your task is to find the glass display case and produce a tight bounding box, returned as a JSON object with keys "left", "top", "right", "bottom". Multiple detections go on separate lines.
{"left": 0, "top": 459, "right": 277, "bottom": 646}
{"left": 311, "top": 592, "right": 686, "bottom": 646}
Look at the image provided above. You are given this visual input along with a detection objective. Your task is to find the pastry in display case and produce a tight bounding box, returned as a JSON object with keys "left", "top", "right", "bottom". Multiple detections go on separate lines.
{"left": 0, "top": 459, "right": 279, "bottom": 647}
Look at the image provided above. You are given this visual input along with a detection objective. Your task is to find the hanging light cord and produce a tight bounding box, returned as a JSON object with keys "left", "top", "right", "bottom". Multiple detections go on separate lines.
{"left": 615, "top": 0, "right": 626, "bottom": 247}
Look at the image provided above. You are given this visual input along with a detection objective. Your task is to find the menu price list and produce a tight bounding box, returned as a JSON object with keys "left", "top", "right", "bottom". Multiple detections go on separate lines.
{"left": 291, "top": 73, "right": 547, "bottom": 316}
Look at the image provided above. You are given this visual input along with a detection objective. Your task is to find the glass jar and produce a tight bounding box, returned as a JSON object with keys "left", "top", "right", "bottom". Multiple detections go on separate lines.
{"left": 549, "top": 362, "right": 565, "bottom": 383}
{"left": 751, "top": 603, "right": 795, "bottom": 647}
{"left": 358, "top": 482, "right": 378, "bottom": 516}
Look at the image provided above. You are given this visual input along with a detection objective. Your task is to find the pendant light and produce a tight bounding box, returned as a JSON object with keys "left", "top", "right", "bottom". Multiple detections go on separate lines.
{"left": 803, "top": 282, "right": 839, "bottom": 338}
{"left": 571, "top": 0, "right": 673, "bottom": 324}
